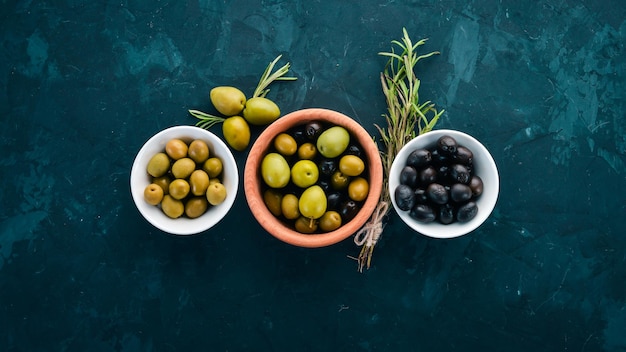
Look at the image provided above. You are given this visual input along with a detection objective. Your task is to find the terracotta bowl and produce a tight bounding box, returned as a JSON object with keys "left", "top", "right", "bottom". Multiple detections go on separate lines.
{"left": 244, "top": 108, "right": 383, "bottom": 248}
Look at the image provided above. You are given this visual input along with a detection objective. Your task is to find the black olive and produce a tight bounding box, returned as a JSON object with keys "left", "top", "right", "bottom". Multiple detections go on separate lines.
{"left": 438, "top": 203, "right": 455, "bottom": 224}
{"left": 437, "top": 135, "right": 458, "bottom": 155}
{"left": 450, "top": 164, "right": 470, "bottom": 184}
{"left": 305, "top": 121, "right": 324, "bottom": 140}
{"left": 326, "top": 191, "right": 344, "bottom": 211}
{"left": 426, "top": 183, "right": 448, "bottom": 205}
{"left": 409, "top": 204, "right": 436, "bottom": 223}
{"left": 344, "top": 144, "right": 363, "bottom": 158}
{"left": 454, "top": 146, "right": 473, "bottom": 165}
{"left": 430, "top": 149, "right": 450, "bottom": 166}
{"left": 469, "top": 175, "right": 484, "bottom": 197}
{"left": 436, "top": 165, "right": 450, "bottom": 184}
{"left": 414, "top": 188, "right": 428, "bottom": 204}
{"left": 317, "top": 179, "right": 332, "bottom": 193}
{"left": 419, "top": 166, "right": 438, "bottom": 185}
{"left": 457, "top": 202, "right": 478, "bottom": 222}
{"left": 291, "top": 127, "right": 307, "bottom": 145}
{"left": 394, "top": 184, "right": 416, "bottom": 211}
{"left": 338, "top": 200, "right": 360, "bottom": 222}
{"left": 406, "top": 149, "right": 431, "bottom": 168}
{"left": 318, "top": 158, "right": 337, "bottom": 177}
{"left": 450, "top": 183, "right": 472, "bottom": 203}
{"left": 399, "top": 166, "right": 418, "bottom": 188}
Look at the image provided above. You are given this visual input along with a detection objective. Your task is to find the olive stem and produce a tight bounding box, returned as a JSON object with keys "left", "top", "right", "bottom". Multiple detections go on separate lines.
{"left": 355, "top": 28, "right": 444, "bottom": 272}
{"left": 189, "top": 109, "right": 225, "bottom": 130}
{"left": 252, "top": 54, "right": 297, "bottom": 99}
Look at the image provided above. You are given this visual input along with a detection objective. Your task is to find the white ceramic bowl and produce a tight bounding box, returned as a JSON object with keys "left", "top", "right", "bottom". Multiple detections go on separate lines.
{"left": 130, "top": 125, "right": 238, "bottom": 235}
{"left": 389, "top": 129, "right": 499, "bottom": 239}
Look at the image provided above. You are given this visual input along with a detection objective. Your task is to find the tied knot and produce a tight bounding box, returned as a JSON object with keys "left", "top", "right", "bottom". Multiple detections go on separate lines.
{"left": 354, "top": 201, "right": 389, "bottom": 247}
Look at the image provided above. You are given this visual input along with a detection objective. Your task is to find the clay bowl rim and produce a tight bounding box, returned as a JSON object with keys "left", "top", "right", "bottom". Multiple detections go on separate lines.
{"left": 244, "top": 108, "right": 383, "bottom": 248}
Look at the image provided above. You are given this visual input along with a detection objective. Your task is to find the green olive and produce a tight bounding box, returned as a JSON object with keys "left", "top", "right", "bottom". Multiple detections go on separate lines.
{"left": 161, "top": 195, "right": 184, "bottom": 218}
{"left": 274, "top": 133, "right": 297, "bottom": 156}
{"left": 206, "top": 182, "right": 227, "bottom": 206}
{"left": 203, "top": 157, "right": 223, "bottom": 178}
{"left": 294, "top": 216, "right": 318, "bottom": 234}
{"left": 144, "top": 183, "right": 164, "bottom": 205}
{"left": 189, "top": 170, "right": 210, "bottom": 196}
{"left": 185, "top": 197, "right": 208, "bottom": 218}
{"left": 222, "top": 116, "right": 250, "bottom": 151}
{"left": 151, "top": 175, "right": 171, "bottom": 195}
{"left": 348, "top": 177, "right": 369, "bottom": 202}
{"left": 188, "top": 139, "right": 210, "bottom": 164}
{"left": 169, "top": 179, "right": 190, "bottom": 200}
{"left": 319, "top": 211, "right": 342, "bottom": 232}
{"left": 210, "top": 86, "right": 246, "bottom": 116}
{"left": 261, "top": 153, "right": 290, "bottom": 188}
{"left": 297, "top": 142, "right": 317, "bottom": 160}
{"left": 263, "top": 189, "right": 283, "bottom": 217}
{"left": 281, "top": 193, "right": 300, "bottom": 220}
{"left": 171, "top": 157, "right": 196, "bottom": 179}
{"left": 339, "top": 155, "right": 365, "bottom": 177}
{"left": 330, "top": 170, "right": 350, "bottom": 190}
{"left": 243, "top": 97, "right": 280, "bottom": 125}
{"left": 165, "top": 139, "right": 188, "bottom": 160}
{"left": 147, "top": 152, "right": 170, "bottom": 177}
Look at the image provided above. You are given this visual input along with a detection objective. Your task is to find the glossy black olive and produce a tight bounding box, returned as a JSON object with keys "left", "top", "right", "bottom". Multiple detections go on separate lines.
{"left": 450, "top": 183, "right": 472, "bottom": 203}
{"left": 406, "top": 149, "right": 431, "bottom": 168}
{"left": 338, "top": 200, "right": 360, "bottom": 222}
{"left": 454, "top": 146, "right": 473, "bottom": 165}
{"left": 399, "top": 166, "right": 418, "bottom": 188}
{"left": 291, "top": 127, "right": 307, "bottom": 145}
{"left": 457, "top": 202, "right": 478, "bottom": 222}
{"left": 436, "top": 165, "right": 449, "bottom": 184}
{"left": 450, "top": 164, "right": 470, "bottom": 184}
{"left": 437, "top": 135, "right": 458, "bottom": 155}
{"left": 430, "top": 149, "right": 450, "bottom": 166}
{"left": 419, "top": 166, "right": 438, "bottom": 185}
{"left": 326, "top": 191, "right": 344, "bottom": 211}
{"left": 409, "top": 204, "right": 436, "bottom": 223}
{"left": 426, "top": 183, "right": 448, "bottom": 205}
{"left": 394, "top": 184, "right": 416, "bottom": 211}
{"left": 344, "top": 144, "right": 363, "bottom": 158}
{"left": 305, "top": 121, "right": 324, "bottom": 140}
{"left": 469, "top": 175, "right": 484, "bottom": 197}
{"left": 317, "top": 179, "right": 332, "bottom": 193}
{"left": 318, "top": 158, "right": 337, "bottom": 177}
{"left": 414, "top": 188, "right": 428, "bottom": 204}
{"left": 438, "top": 203, "right": 455, "bottom": 224}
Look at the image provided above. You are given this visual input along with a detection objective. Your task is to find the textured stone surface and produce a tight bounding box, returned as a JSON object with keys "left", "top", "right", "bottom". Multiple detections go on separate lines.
{"left": 1, "top": 1, "right": 625, "bottom": 351}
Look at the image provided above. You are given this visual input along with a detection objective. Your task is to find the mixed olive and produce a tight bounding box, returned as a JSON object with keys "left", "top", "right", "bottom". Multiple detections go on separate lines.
{"left": 260, "top": 121, "right": 370, "bottom": 233}
{"left": 394, "top": 135, "right": 484, "bottom": 224}
{"left": 144, "top": 138, "right": 227, "bottom": 219}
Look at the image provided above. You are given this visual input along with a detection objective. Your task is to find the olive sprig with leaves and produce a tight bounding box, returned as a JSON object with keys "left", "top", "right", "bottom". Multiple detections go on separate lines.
{"left": 189, "top": 55, "right": 297, "bottom": 151}
{"left": 353, "top": 28, "right": 445, "bottom": 272}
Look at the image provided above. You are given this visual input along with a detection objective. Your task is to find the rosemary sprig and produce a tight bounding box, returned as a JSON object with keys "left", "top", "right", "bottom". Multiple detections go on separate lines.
{"left": 190, "top": 55, "right": 297, "bottom": 129}
{"left": 354, "top": 28, "right": 444, "bottom": 272}
{"left": 189, "top": 109, "right": 225, "bottom": 129}
{"left": 251, "top": 54, "right": 298, "bottom": 99}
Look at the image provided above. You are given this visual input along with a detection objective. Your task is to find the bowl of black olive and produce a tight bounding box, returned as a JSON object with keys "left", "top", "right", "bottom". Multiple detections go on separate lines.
{"left": 389, "top": 129, "right": 499, "bottom": 239}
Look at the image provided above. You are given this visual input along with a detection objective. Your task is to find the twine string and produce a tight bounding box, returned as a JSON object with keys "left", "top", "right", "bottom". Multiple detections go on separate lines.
{"left": 354, "top": 201, "right": 389, "bottom": 247}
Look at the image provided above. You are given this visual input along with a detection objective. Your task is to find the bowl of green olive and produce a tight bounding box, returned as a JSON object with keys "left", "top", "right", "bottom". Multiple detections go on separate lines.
{"left": 389, "top": 129, "right": 499, "bottom": 239}
{"left": 244, "top": 108, "right": 383, "bottom": 248}
{"left": 130, "top": 125, "right": 238, "bottom": 235}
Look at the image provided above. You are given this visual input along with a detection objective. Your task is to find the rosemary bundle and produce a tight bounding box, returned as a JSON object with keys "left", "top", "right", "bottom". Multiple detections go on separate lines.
{"left": 353, "top": 28, "right": 444, "bottom": 272}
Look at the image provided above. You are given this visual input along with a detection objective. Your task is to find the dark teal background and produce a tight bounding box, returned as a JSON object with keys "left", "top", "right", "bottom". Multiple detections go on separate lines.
{"left": 2, "top": 1, "right": 626, "bottom": 351}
